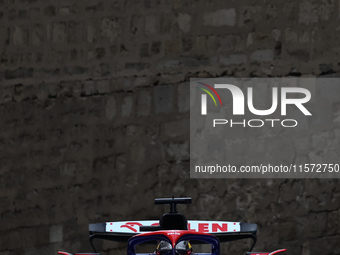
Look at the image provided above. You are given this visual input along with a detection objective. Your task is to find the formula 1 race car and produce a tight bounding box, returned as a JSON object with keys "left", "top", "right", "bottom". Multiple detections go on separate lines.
{"left": 58, "top": 197, "right": 286, "bottom": 255}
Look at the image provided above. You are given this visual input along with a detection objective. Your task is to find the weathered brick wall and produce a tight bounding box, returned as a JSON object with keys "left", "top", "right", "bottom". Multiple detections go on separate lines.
{"left": 0, "top": 1, "right": 340, "bottom": 255}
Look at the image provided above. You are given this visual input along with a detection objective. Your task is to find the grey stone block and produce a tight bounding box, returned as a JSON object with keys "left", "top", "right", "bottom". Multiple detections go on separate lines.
{"left": 154, "top": 85, "right": 173, "bottom": 114}
{"left": 250, "top": 50, "right": 274, "bottom": 62}
{"left": 137, "top": 90, "right": 151, "bottom": 116}
{"left": 49, "top": 225, "right": 63, "bottom": 243}
{"left": 203, "top": 9, "right": 236, "bottom": 27}
{"left": 105, "top": 96, "right": 116, "bottom": 120}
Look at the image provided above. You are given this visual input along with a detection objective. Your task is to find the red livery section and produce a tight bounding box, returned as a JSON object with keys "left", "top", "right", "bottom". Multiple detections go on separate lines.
{"left": 120, "top": 222, "right": 143, "bottom": 232}
{"left": 248, "top": 253, "right": 269, "bottom": 255}
{"left": 269, "top": 249, "right": 287, "bottom": 255}
{"left": 58, "top": 252, "right": 100, "bottom": 255}
{"left": 212, "top": 223, "right": 228, "bottom": 232}
{"left": 134, "top": 230, "right": 213, "bottom": 245}
{"left": 199, "top": 223, "right": 208, "bottom": 232}
{"left": 246, "top": 249, "right": 287, "bottom": 255}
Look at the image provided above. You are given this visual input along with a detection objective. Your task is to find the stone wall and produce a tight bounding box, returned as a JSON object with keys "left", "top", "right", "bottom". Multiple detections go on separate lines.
{"left": 0, "top": 1, "right": 339, "bottom": 255}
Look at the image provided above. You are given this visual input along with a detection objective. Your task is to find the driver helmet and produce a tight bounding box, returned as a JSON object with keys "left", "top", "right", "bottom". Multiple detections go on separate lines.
{"left": 175, "top": 241, "right": 192, "bottom": 255}
{"left": 156, "top": 241, "right": 192, "bottom": 255}
{"left": 156, "top": 241, "right": 172, "bottom": 255}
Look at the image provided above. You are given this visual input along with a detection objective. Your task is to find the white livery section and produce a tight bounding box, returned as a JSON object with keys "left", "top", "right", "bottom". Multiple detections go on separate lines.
{"left": 106, "top": 221, "right": 158, "bottom": 233}
{"left": 105, "top": 220, "right": 241, "bottom": 233}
